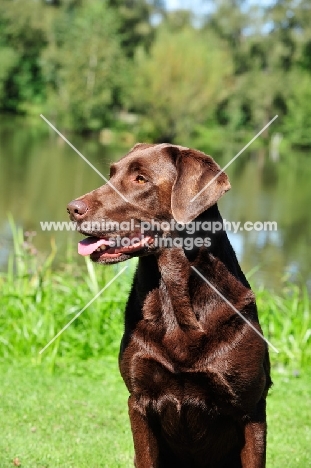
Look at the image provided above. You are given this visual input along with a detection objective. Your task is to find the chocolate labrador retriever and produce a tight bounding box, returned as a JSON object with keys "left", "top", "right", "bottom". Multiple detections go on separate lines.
{"left": 67, "top": 143, "right": 271, "bottom": 468}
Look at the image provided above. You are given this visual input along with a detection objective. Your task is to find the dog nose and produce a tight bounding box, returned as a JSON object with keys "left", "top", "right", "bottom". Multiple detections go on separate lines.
{"left": 67, "top": 199, "right": 88, "bottom": 219}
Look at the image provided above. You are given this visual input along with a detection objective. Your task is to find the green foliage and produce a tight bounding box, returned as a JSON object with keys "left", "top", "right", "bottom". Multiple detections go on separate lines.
{"left": 107, "top": 0, "right": 163, "bottom": 57}
{"left": 1, "top": 0, "right": 311, "bottom": 146}
{"left": 0, "top": 46, "right": 19, "bottom": 103}
{"left": 41, "top": 0, "right": 128, "bottom": 131}
{"left": 0, "top": 0, "right": 48, "bottom": 111}
{"left": 282, "top": 71, "right": 311, "bottom": 147}
{"left": 131, "top": 26, "right": 233, "bottom": 142}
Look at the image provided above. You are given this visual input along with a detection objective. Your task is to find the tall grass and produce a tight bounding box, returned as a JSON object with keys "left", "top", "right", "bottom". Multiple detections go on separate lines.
{"left": 257, "top": 285, "right": 311, "bottom": 371}
{"left": 1, "top": 220, "right": 310, "bottom": 372}
{"left": 0, "top": 219, "right": 134, "bottom": 369}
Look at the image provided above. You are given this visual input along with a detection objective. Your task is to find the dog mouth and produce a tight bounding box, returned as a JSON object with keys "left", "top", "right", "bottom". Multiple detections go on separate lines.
{"left": 78, "top": 233, "right": 154, "bottom": 263}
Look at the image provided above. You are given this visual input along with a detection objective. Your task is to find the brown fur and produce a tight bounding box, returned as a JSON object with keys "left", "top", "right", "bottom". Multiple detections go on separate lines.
{"left": 67, "top": 143, "right": 272, "bottom": 468}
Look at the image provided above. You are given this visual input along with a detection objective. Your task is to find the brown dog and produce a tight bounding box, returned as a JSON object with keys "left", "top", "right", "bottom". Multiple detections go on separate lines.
{"left": 67, "top": 143, "right": 271, "bottom": 468}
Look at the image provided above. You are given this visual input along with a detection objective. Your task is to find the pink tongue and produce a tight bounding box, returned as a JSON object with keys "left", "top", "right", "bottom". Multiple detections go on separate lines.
{"left": 78, "top": 237, "right": 112, "bottom": 256}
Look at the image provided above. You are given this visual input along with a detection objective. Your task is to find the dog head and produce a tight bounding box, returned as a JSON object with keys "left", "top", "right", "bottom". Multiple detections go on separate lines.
{"left": 67, "top": 143, "right": 230, "bottom": 264}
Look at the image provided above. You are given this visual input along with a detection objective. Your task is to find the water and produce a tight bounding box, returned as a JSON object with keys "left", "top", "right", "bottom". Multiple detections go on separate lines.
{"left": 1, "top": 116, "right": 310, "bottom": 292}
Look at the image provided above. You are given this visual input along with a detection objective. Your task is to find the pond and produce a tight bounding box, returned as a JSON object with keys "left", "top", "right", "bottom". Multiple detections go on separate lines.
{"left": 1, "top": 116, "right": 310, "bottom": 292}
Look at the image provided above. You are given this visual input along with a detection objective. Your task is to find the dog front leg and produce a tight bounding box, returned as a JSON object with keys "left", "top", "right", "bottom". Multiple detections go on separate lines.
{"left": 128, "top": 395, "right": 159, "bottom": 468}
{"left": 240, "top": 400, "right": 267, "bottom": 468}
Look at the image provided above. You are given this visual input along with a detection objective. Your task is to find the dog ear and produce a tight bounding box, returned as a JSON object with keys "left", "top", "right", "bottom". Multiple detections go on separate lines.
{"left": 171, "top": 147, "right": 231, "bottom": 224}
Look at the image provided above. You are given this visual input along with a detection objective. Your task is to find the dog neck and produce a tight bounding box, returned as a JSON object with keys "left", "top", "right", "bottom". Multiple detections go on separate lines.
{"left": 137, "top": 203, "right": 250, "bottom": 290}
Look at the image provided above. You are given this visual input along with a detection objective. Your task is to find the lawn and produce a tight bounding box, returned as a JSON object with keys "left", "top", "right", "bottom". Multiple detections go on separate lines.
{"left": 0, "top": 361, "right": 133, "bottom": 468}
{"left": 1, "top": 223, "right": 311, "bottom": 467}
{"left": 1, "top": 361, "right": 310, "bottom": 468}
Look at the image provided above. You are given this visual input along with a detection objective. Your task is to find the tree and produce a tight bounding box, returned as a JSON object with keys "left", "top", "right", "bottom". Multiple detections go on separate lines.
{"left": 41, "top": 0, "right": 129, "bottom": 131}
{"left": 107, "top": 0, "right": 165, "bottom": 57}
{"left": 0, "top": 0, "right": 49, "bottom": 112}
{"left": 130, "top": 25, "right": 233, "bottom": 142}
{"left": 283, "top": 71, "right": 311, "bottom": 147}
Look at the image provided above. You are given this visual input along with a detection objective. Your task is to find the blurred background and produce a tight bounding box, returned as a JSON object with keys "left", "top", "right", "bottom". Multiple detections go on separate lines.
{"left": 0, "top": 0, "right": 311, "bottom": 291}
{"left": 0, "top": 3, "right": 311, "bottom": 466}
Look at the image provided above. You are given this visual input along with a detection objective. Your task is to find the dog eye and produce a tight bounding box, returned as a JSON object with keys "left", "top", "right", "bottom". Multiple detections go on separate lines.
{"left": 135, "top": 175, "right": 147, "bottom": 184}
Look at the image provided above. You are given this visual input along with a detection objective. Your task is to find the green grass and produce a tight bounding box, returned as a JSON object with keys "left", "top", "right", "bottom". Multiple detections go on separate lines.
{"left": 0, "top": 362, "right": 310, "bottom": 468}
{"left": 1, "top": 220, "right": 310, "bottom": 372}
{"left": 1, "top": 221, "right": 311, "bottom": 466}
{"left": 268, "top": 370, "right": 311, "bottom": 467}
{"left": 257, "top": 285, "right": 311, "bottom": 371}
{"left": 0, "top": 361, "right": 133, "bottom": 468}
{"left": 0, "top": 219, "right": 136, "bottom": 369}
